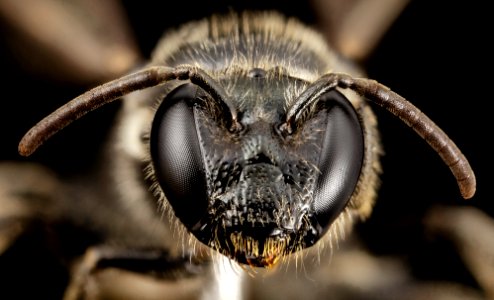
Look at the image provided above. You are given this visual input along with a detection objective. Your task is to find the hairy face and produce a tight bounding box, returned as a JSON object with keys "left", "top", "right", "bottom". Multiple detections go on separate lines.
{"left": 108, "top": 12, "right": 382, "bottom": 268}
{"left": 149, "top": 69, "right": 364, "bottom": 266}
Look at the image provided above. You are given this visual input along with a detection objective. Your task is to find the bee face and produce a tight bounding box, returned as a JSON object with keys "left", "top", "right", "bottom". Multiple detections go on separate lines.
{"left": 150, "top": 82, "right": 364, "bottom": 267}
{"left": 111, "top": 12, "right": 381, "bottom": 267}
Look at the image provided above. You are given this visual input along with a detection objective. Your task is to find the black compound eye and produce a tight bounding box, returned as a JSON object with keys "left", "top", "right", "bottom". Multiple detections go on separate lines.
{"left": 150, "top": 83, "right": 208, "bottom": 229}
{"left": 312, "top": 90, "right": 364, "bottom": 234}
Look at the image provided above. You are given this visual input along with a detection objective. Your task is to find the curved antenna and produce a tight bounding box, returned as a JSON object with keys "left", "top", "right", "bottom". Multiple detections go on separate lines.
{"left": 18, "top": 65, "right": 238, "bottom": 157}
{"left": 285, "top": 73, "right": 476, "bottom": 199}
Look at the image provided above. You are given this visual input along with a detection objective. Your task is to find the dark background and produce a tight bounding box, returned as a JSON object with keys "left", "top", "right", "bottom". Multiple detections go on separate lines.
{"left": 0, "top": 1, "right": 491, "bottom": 298}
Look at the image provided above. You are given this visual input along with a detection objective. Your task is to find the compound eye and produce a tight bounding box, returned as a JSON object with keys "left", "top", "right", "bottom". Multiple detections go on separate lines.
{"left": 150, "top": 83, "right": 208, "bottom": 228}
{"left": 313, "top": 90, "right": 364, "bottom": 234}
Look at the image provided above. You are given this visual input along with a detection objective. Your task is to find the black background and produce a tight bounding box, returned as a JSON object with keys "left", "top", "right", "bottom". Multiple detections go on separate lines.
{"left": 0, "top": 1, "right": 491, "bottom": 298}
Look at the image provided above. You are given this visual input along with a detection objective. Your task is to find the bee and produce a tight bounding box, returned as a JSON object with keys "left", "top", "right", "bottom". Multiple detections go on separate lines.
{"left": 1, "top": 3, "right": 486, "bottom": 300}
{"left": 11, "top": 8, "right": 477, "bottom": 299}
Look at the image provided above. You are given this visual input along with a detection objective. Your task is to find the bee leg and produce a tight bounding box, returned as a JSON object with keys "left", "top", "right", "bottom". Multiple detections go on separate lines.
{"left": 63, "top": 245, "right": 206, "bottom": 300}
{"left": 424, "top": 206, "right": 494, "bottom": 298}
{"left": 0, "top": 0, "right": 140, "bottom": 84}
{"left": 0, "top": 162, "right": 63, "bottom": 254}
{"left": 310, "top": 0, "right": 410, "bottom": 61}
